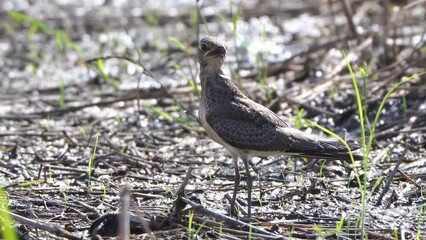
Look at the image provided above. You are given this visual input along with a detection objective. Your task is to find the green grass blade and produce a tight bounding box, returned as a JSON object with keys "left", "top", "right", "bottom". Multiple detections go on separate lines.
{"left": 87, "top": 134, "right": 99, "bottom": 191}
{"left": 148, "top": 106, "right": 174, "bottom": 122}
{"left": 9, "top": 11, "right": 55, "bottom": 35}
{"left": 366, "top": 74, "right": 423, "bottom": 155}
{"left": 188, "top": 211, "right": 194, "bottom": 240}
{"left": 306, "top": 120, "right": 361, "bottom": 188}
{"left": 194, "top": 219, "right": 207, "bottom": 237}
{"left": 342, "top": 50, "right": 368, "bottom": 234}
{"left": 0, "top": 188, "right": 18, "bottom": 240}
{"left": 59, "top": 79, "right": 65, "bottom": 108}
{"left": 342, "top": 50, "right": 366, "bottom": 154}
{"left": 17, "top": 179, "right": 45, "bottom": 187}
{"left": 170, "top": 37, "right": 187, "bottom": 53}
{"left": 9, "top": 11, "right": 81, "bottom": 52}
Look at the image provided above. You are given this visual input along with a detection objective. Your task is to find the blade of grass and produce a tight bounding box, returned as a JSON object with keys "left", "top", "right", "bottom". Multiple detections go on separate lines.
{"left": 194, "top": 219, "right": 207, "bottom": 237}
{"left": 342, "top": 50, "right": 366, "bottom": 154}
{"left": 87, "top": 134, "right": 99, "bottom": 192}
{"left": 170, "top": 37, "right": 200, "bottom": 98}
{"left": 9, "top": 11, "right": 81, "bottom": 52}
{"left": 416, "top": 205, "right": 424, "bottom": 240}
{"left": 188, "top": 211, "right": 194, "bottom": 240}
{"left": 148, "top": 106, "right": 174, "bottom": 122}
{"left": 0, "top": 188, "right": 18, "bottom": 240}
{"left": 170, "top": 37, "right": 187, "bottom": 54}
{"left": 96, "top": 58, "right": 121, "bottom": 90}
{"left": 17, "top": 180, "right": 45, "bottom": 187}
{"left": 342, "top": 50, "right": 368, "bottom": 235}
{"left": 306, "top": 120, "right": 361, "bottom": 186}
{"left": 341, "top": 50, "right": 423, "bottom": 237}
{"left": 366, "top": 74, "right": 423, "bottom": 156}
{"left": 59, "top": 79, "right": 65, "bottom": 109}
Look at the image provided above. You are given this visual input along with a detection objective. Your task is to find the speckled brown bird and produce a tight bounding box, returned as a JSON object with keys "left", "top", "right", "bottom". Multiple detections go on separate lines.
{"left": 197, "top": 36, "right": 361, "bottom": 219}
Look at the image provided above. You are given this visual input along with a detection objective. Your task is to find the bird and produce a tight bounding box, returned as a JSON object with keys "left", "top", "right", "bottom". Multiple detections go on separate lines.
{"left": 197, "top": 36, "right": 362, "bottom": 219}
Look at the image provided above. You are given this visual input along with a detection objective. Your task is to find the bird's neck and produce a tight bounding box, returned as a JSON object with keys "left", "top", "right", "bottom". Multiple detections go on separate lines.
{"left": 200, "top": 67, "right": 223, "bottom": 87}
{"left": 199, "top": 67, "right": 242, "bottom": 99}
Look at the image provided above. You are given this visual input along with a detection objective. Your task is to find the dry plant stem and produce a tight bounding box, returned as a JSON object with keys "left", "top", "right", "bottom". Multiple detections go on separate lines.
{"left": 106, "top": 138, "right": 161, "bottom": 169}
{"left": 26, "top": 94, "right": 162, "bottom": 118}
{"left": 75, "top": 200, "right": 100, "bottom": 214}
{"left": 62, "top": 130, "right": 79, "bottom": 146}
{"left": 180, "top": 197, "right": 281, "bottom": 239}
{"left": 172, "top": 167, "right": 193, "bottom": 216}
{"left": 224, "top": 193, "right": 247, "bottom": 216}
{"left": 382, "top": 0, "right": 391, "bottom": 64}
{"left": 132, "top": 208, "right": 155, "bottom": 239}
{"left": 119, "top": 184, "right": 131, "bottom": 240}
{"left": 371, "top": 57, "right": 426, "bottom": 97}
{"left": 191, "top": 216, "right": 279, "bottom": 239}
{"left": 0, "top": 131, "right": 59, "bottom": 137}
{"left": 327, "top": 0, "right": 339, "bottom": 36}
{"left": 0, "top": 209, "right": 81, "bottom": 240}
{"left": 341, "top": 0, "right": 359, "bottom": 40}
{"left": 0, "top": 168, "right": 18, "bottom": 178}
{"left": 45, "top": 165, "right": 88, "bottom": 174}
{"left": 210, "top": 232, "right": 241, "bottom": 240}
{"left": 376, "top": 149, "right": 407, "bottom": 206}
{"left": 215, "top": 227, "right": 284, "bottom": 239}
{"left": 375, "top": 127, "right": 426, "bottom": 140}
{"left": 175, "top": 167, "right": 193, "bottom": 197}
{"left": 367, "top": 231, "right": 396, "bottom": 240}
{"left": 397, "top": 170, "right": 423, "bottom": 189}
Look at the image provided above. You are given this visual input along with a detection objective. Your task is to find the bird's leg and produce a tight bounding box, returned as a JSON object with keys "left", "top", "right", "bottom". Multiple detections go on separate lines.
{"left": 242, "top": 155, "right": 252, "bottom": 219}
{"left": 230, "top": 155, "right": 240, "bottom": 217}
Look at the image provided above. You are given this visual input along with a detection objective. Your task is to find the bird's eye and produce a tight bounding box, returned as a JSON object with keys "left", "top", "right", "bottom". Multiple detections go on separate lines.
{"left": 200, "top": 43, "right": 208, "bottom": 52}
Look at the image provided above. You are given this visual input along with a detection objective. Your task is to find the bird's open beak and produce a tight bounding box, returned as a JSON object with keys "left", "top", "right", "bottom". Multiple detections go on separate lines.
{"left": 207, "top": 46, "right": 226, "bottom": 57}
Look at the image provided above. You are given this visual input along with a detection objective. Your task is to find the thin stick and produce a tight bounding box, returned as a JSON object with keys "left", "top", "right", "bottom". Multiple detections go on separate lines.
{"left": 0, "top": 210, "right": 81, "bottom": 240}
{"left": 376, "top": 149, "right": 407, "bottom": 206}
{"left": 119, "top": 184, "right": 131, "bottom": 240}
{"left": 181, "top": 197, "right": 281, "bottom": 239}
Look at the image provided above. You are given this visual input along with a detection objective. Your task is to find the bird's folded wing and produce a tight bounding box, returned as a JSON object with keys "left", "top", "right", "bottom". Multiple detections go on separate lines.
{"left": 206, "top": 98, "right": 361, "bottom": 159}
{"left": 205, "top": 98, "right": 310, "bottom": 153}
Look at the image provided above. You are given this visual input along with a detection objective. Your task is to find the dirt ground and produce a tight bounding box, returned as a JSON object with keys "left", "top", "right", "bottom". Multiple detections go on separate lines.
{"left": 0, "top": 0, "right": 425, "bottom": 239}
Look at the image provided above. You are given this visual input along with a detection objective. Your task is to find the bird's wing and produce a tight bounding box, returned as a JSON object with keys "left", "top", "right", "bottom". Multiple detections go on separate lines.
{"left": 206, "top": 97, "right": 361, "bottom": 159}
{"left": 205, "top": 97, "right": 295, "bottom": 152}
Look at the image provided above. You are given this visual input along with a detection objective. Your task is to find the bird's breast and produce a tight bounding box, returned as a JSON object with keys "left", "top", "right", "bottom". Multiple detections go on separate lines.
{"left": 199, "top": 100, "right": 220, "bottom": 143}
{"left": 199, "top": 99, "right": 241, "bottom": 157}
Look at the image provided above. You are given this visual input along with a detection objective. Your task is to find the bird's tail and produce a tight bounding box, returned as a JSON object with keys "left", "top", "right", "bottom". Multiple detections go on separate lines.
{"left": 298, "top": 140, "right": 363, "bottom": 161}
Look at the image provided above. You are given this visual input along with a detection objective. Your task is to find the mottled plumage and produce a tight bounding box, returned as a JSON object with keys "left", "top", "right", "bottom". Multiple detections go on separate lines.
{"left": 198, "top": 36, "right": 361, "bottom": 219}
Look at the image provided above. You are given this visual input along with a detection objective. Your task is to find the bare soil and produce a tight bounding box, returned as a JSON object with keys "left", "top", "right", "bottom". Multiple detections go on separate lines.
{"left": 0, "top": 0, "right": 425, "bottom": 239}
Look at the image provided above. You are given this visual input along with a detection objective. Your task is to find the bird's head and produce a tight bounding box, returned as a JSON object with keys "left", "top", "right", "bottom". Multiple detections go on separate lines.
{"left": 198, "top": 36, "right": 227, "bottom": 72}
